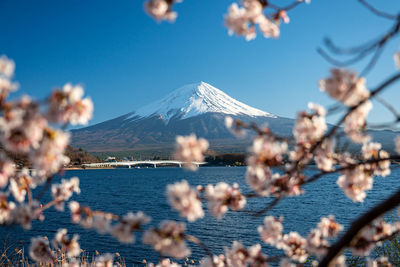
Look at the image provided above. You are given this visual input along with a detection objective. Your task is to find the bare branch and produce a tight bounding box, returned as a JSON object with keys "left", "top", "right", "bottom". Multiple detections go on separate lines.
{"left": 318, "top": 187, "right": 400, "bottom": 266}
{"left": 358, "top": 0, "right": 398, "bottom": 20}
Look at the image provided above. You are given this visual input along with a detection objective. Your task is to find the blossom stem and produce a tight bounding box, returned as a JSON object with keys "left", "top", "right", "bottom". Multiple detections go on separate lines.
{"left": 318, "top": 187, "right": 400, "bottom": 266}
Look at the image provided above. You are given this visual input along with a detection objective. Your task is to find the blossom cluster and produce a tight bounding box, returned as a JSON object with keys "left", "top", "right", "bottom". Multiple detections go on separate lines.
{"left": 166, "top": 180, "right": 246, "bottom": 220}
{"left": 174, "top": 134, "right": 209, "bottom": 170}
{"left": 0, "top": 55, "right": 94, "bottom": 232}
{"left": 144, "top": 0, "right": 182, "bottom": 22}
{"left": 351, "top": 218, "right": 400, "bottom": 256}
{"left": 258, "top": 215, "right": 343, "bottom": 264}
{"left": 224, "top": 0, "right": 281, "bottom": 41}
{"left": 1, "top": 176, "right": 80, "bottom": 229}
{"left": 143, "top": 220, "right": 190, "bottom": 258}
{"left": 29, "top": 229, "right": 116, "bottom": 266}
{"left": 68, "top": 201, "right": 151, "bottom": 244}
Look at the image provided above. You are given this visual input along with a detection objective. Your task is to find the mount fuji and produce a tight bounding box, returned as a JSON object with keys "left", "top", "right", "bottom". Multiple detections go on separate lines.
{"left": 71, "top": 81, "right": 295, "bottom": 153}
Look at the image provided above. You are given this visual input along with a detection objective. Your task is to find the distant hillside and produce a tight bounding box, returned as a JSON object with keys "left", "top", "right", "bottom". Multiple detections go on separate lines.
{"left": 65, "top": 146, "right": 99, "bottom": 166}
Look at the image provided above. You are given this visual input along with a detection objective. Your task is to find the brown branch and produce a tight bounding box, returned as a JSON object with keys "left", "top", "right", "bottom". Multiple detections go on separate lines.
{"left": 304, "top": 155, "right": 400, "bottom": 184}
{"left": 185, "top": 235, "right": 215, "bottom": 265}
{"left": 357, "top": 0, "right": 398, "bottom": 20}
{"left": 374, "top": 96, "right": 400, "bottom": 121}
{"left": 318, "top": 188, "right": 400, "bottom": 266}
{"left": 255, "top": 197, "right": 281, "bottom": 216}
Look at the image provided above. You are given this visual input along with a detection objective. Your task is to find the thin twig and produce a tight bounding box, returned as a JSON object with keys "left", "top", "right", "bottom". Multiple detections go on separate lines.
{"left": 318, "top": 187, "right": 400, "bottom": 266}
{"left": 358, "top": 0, "right": 398, "bottom": 20}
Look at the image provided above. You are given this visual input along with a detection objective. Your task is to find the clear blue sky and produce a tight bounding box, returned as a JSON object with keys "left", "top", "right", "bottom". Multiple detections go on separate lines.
{"left": 1, "top": 0, "right": 399, "bottom": 127}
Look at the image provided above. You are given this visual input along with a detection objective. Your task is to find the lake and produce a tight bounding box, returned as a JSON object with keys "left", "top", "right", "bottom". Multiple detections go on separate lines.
{"left": 1, "top": 166, "right": 400, "bottom": 265}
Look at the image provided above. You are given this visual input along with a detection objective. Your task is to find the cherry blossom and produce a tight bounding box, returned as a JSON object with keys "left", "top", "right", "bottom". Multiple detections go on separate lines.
{"left": 394, "top": 49, "right": 400, "bottom": 70}
{"left": 319, "top": 69, "right": 370, "bottom": 106}
{"left": 51, "top": 177, "right": 80, "bottom": 211}
{"left": 29, "top": 237, "right": 55, "bottom": 263}
{"left": 143, "top": 220, "right": 190, "bottom": 258}
{"left": 0, "top": 153, "right": 14, "bottom": 188}
{"left": 306, "top": 216, "right": 343, "bottom": 257}
{"left": 92, "top": 214, "right": 112, "bottom": 234}
{"left": 144, "top": 0, "right": 181, "bottom": 22}
{"left": 0, "top": 55, "right": 15, "bottom": 78}
{"left": 337, "top": 164, "right": 373, "bottom": 202}
{"left": 368, "top": 257, "right": 393, "bottom": 267}
{"left": 224, "top": 241, "right": 269, "bottom": 267}
{"left": 200, "top": 254, "right": 227, "bottom": 267}
{"left": 167, "top": 180, "right": 204, "bottom": 222}
{"left": 52, "top": 228, "right": 81, "bottom": 258}
{"left": 110, "top": 211, "right": 150, "bottom": 243}
{"left": 47, "top": 83, "right": 93, "bottom": 126}
{"left": 174, "top": 134, "right": 209, "bottom": 170}
{"left": 293, "top": 102, "right": 327, "bottom": 148}
{"left": 0, "top": 77, "right": 18, "bottom": 102}
{"left": 224, "top": 0, "right": 280, "bottom": 41}
{"left": 29, "top": 127, "right": 70, "bottom": 179}
{"left": 280, "top": 232, "right": 308, "bottom": 263}
{"left": 362, "top": 142, "right": 391, "bottom": 177}
{"left": 205, "top": 182, "right": 246, "bottom": 219}
{"left": 258, "top": 216, "right": 283, "bottom": 246}
{"left": 344, "top": 100, "right": 372, "bottom": 143}
{"left": 314, "top": 139, "right": 336, "bottom": 171}
{"left": 225, "top": 116, "right": 246, "bottom": 138}
{"left": 94, "top": 253, "right": 114, "bottom": 267}
{"left": 0, "top": 192, "right": 15, "bottom": 224}
{"left": 352, "top": 219, "right": 397, "bottom": 256}
{"left": 11, "top": 201, "right": 41, "bottom": 229}
{"left": 148, "top": 258, "right": 182, "bottom": 267}
{"left": 0, "top": 96, "right": 47, "bottom": 153}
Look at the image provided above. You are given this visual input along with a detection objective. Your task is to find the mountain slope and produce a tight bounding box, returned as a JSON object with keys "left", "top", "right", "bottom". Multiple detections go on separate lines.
{"left": 70, "top": 81, "right": 399, "bottom": 154}
{"left": 71, "top": 82, "right": 285, "bottom": 152}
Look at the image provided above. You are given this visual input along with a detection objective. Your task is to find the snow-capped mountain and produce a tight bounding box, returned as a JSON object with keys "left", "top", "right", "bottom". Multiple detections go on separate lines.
{"left": 70, "top": 81, "right": 398, "bottom": 154}
{"left": 126, "top": 81, "right": 276, "bottom": 123}
{"left": 71, "top": 82, "right": 293, "bottom": 153}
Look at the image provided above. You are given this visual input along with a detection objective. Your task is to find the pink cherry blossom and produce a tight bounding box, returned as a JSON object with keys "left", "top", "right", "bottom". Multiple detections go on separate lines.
{"left": 167, "top": 180, "right": 204, "bottom": 222}
{"left": 29, "top": 237, "right": 55, "bottom": 263}
{"left": 344, "top": 100, "right": 372, "bottom": 143}
{"left": 258, "top": 216, "right": 283, "bottom": 246}
{"left": 144, "top": 0, "right": 180, "bottom": 22}
{"left": 280, "top": 232, "right": 308, "bottom": 263}
{"left": 224, "top": 0, "right": 280, "bottom": 41}
{"left": 143, "top": 220, "right": 190, "bottom": 259}
{"left": 319, "top": 69, "right": 369, "bottom": 106}
{"left": 0, "top": 192, "right": 15, "bottom": 224}
{"left": 0, "top": 97, "right": 47, "bottom": 153}
{"left": 0, "top": 153, "right": 14, "bottom": 188}
{"left": 174, "top": 134, "right": 209, "bottom": 170}
{"left": 51, "top": 177, "right": 80, "bottom": 211}
{"left": 94, "top": 253, "right": 114, "bottom": 267}
{"left": 394, "top": 49, "right": 400, "bottom": 70}
{"left": 337, "top": 165, "right": 373, "bottom": 202}
{"left": 362, "top": 142, "right": 391, "bottom": 177}
{"left": 110, "top": 211, "right": 150, "bottom": 243}
{"left": 47, "top": 83, "right": 93, "bottom": 126}
{"left": 30, "top": 128, "right": 70, "bottom": 178}
{"left": 293, "top": 103, "right": 327, "bottom": 148}
{"left": 205, "top": 182, "right": 246, "bottom": 219}
{"left": 314, "top": 139, "right": 336, "bottom": 171}
{"left": 368, "top": 257, "right": 393, "bottom": 267}
{"left": 52, "top": 228, "right": 81, "bottom": 258}
{"left": 0, "top": 55, "right": 15, "bottom": 78}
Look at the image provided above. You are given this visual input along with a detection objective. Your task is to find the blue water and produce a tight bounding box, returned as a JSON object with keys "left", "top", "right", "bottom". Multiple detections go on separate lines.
{"left": 1, "top": 167, "right": 400, "bottom": 265}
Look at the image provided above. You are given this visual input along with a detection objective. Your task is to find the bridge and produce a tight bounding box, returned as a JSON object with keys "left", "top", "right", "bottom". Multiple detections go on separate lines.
{"left": 82, "top": 160, "right": 207, "bottom": 168}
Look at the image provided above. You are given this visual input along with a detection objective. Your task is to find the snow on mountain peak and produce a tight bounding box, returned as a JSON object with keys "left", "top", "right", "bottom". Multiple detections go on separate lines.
{"left": 127, "top": 81, "right": 277, "bottom": 122}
